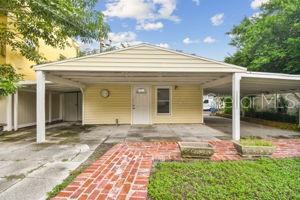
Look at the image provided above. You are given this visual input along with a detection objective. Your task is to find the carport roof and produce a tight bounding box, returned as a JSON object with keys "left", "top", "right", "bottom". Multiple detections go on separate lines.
{"left": 34, "top": 43, "right": 246, "bottom": 73}
{"left": 33, "top": 43, "right": 300, "bottom": 95}
{"left": 205, "top": 71, "right": 300, "bottom": 95}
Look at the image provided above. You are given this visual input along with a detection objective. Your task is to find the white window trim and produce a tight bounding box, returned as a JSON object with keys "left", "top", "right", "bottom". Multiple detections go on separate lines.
{"left": 155, "top": 86, "right": 172, "bottom": 116}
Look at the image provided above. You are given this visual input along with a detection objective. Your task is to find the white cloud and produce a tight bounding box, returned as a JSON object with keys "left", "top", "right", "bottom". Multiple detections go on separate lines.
{"left": 192, "top": 0, "right": 200, "bottom": 6}
{"left": 136, "top": 22, "right": 164, "bottom": 31}
{"left": 251, "top": 0, "right": 269, "bottom": 9}
{"left": 108, "top": 31, "right": 137, "bottom": 44}
{"left": 211, "top": 13, "right": 224, "bottom": 26}
{"left": 183, "top": 37, "right": 200, "bottom": 45}
{"left": 228, "top": 34, "right": 235, "bottom": 39}
{"left": 203, "top": 36, "right": 216, "bottom": 44}
{"left": 103, "top": 0, "right": 179, "bottom": 31}
{"left": 249, "top": 12, "right": 262, "bottom": 20}
{"left": 156, "top": 43, "right": 169, "bottom": 48}
{"left": 103, "top": 0, "right": 179, "bottom": 21}
{"left": 103, "top": 0, "right": 152, "bottom": 20}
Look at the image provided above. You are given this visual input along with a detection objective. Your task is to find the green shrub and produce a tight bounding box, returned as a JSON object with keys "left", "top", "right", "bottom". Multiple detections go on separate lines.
{"left": 245, "top": 111, "right": 298, "bottom": 124}
{"left": 224, "top": 97, "right": 232, "bottom": 114}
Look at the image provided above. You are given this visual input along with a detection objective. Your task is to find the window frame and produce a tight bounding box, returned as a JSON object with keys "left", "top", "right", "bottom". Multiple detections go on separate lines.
{"left": 155, "top": 86, "right": 172, "bottom": 115}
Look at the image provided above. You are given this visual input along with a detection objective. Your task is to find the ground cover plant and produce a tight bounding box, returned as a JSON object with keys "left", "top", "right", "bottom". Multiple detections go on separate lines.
{"left": 240, "top": 137, "right": 273, "bottom": 146}
{"left": 148, "top": 158, "right": 300, "bottom": 200}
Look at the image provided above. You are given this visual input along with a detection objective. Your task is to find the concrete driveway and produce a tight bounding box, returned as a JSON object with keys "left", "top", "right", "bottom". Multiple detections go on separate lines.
{"left": 204, "top": 115, "right": 300, "bottom": 138}
{"left": 0, "top": 123, "right": 108, "bottom": 200}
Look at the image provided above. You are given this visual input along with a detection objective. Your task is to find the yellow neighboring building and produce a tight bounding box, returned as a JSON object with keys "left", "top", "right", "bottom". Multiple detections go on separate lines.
{"left": 0, "top": 15, "right": 80, "bottom": 130}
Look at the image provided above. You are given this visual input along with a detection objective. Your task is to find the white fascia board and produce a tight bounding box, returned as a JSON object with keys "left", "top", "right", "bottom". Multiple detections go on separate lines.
{"left": 238, "top": 71, "right": 300, "bottom": 80}
{"left": 35, "top": 66, "right": 245, "bottom": 73}
{"left": 19, "top": 80, "right": 52, "bottom": 85}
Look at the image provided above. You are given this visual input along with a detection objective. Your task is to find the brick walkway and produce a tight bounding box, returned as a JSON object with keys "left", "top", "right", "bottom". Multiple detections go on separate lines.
{"left": 53, "top": 139, "right": 300, "bottom": 200}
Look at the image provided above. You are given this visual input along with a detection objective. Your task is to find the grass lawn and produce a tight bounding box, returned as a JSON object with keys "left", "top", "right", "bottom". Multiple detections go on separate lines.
{"left": 148, "top": 158, "right": 300, "bottom": 200}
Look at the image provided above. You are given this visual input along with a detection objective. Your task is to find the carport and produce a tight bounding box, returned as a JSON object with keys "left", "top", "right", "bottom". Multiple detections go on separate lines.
{"left": 204, "top": 71, "right": 300, "bottom": 140}
{"left": 33, "top": 43, "right": 300, "bottom": 143}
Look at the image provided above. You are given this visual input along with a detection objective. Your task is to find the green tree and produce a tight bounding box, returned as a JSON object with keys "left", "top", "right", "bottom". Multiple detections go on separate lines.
{"left": 0, "top": 64, "right": 23, "bottom": 96}
{"left": 0, "top": 0, "right": 110, "bottom": 63}
{"left": 0, "top": 0, "right": 109, "bottom": 96}
{"left": 225, "top": 0, "right": 300, "bottom": 74}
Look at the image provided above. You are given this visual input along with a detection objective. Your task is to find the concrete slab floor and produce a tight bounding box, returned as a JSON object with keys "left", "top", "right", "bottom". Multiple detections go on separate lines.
{"left": 204, "top": 115, "right": 300, "bottom": 138}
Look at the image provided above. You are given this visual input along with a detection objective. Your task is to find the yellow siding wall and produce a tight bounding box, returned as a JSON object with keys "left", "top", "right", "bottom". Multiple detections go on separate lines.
{"left": 18, "top": 91, "right": 36, "bottom": 125}
{"left": 152, "top": 85, "right": 203, "bottom": 124}
{"left": 3, "top": 15, "right": 79, "bottom": 80}
{"left": 83, "top": 84, "right": 203, "bottom": 124}
{"left": 0, "top": 16, "right": 7, "bottom": 64}
{"left": 84, "top": 85, "right": 131, "bottom": 124}
{"left": 5, "top": 39, "right": 78, "bottom": 80}
{"left": 52, "top": 93, "right": 60, "bottom": 120}
{"left": 17, "top": 91, "right": 61, "bottom": 127}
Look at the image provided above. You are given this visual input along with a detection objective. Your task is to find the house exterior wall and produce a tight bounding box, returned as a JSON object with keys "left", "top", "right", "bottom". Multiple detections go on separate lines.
{"left": 5, "top": 38, "right": 78, "bottom": 80}
{"left": 0, "top": 15, "right": 79, "bottom": 130}
{"left": 84, "top": 85, "right": 132, "bottom": 124}
{"left": 52, "top": 93, "right": 60, "bottom": 120}
{"left": 2, "top": 15, "right": 79, "bottom": 80}
{"left": 18, "top": 91, "right": 37, "bottom": 127}
{"left": 83, "top": 84, "right": 203, "bottom": 124}
{"left": 152, "top": 85, "right": 203, "bottom": 124}
{"left": 17, "top": 91, "right": 61, "bottom": 128}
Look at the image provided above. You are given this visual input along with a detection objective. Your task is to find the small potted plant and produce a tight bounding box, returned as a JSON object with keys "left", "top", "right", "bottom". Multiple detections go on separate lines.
{"left": 233, "top": 137, "right": 276, "bottom": 159}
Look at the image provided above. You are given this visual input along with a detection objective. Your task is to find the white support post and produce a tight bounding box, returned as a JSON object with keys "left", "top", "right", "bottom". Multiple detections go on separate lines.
{"left": 5, "top": 95, "right": 13, "bottom": 131}
{"left": 36, "top": 71, "right": 46, "bottom": 143}
{"left": 59, "top": 93, "right": 64, "bottom": 120}
{"left": 13, "top": 90, "right": 18, "bottom": 131}
{"left": 48, "top": 92, "right": 52, "bottom": 123}
{"left": 232, "top": 73, "right": 241, "bottom": 141}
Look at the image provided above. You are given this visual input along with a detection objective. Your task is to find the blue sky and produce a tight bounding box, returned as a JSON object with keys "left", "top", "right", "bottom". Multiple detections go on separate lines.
{"left": 83, "top": 0, "right": 267, "bottom": 61}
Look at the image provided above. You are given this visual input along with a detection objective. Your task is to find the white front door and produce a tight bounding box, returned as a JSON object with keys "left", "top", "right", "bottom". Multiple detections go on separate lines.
{"left": 132, "top": 86, "right": 151, "bottom": 124}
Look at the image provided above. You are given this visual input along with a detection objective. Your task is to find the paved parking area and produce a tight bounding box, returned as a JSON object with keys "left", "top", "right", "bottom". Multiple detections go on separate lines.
{"left": 0, "top": 123, "right": 108, "bottom": 200}
{"left": 0, "top": 117, "right": 299, "bottom": 200}
{"left": 204, "top": 115, "right": 300, "bottom": 138}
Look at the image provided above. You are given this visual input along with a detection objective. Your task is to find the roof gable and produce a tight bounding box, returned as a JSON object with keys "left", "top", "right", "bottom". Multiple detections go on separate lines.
{"left": 35, "top": 43, "right": 246, "bottom": 72}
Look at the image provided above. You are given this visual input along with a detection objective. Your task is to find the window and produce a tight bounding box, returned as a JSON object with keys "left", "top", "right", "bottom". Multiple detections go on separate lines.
{"left": 157, "top": 87, "right": 170, "bottom": 114}
{"left": 136, "top": 88, "right": 147, "bottom": 94}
